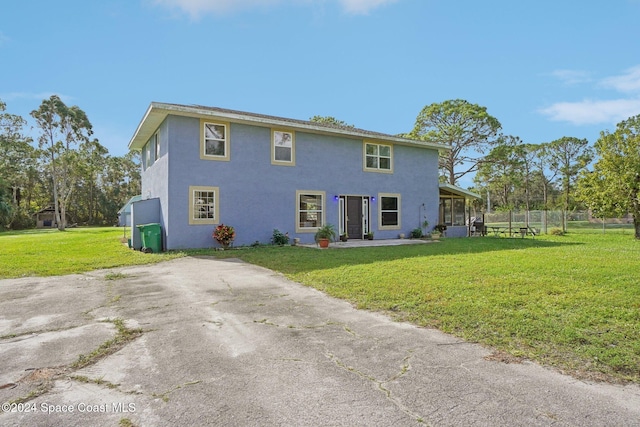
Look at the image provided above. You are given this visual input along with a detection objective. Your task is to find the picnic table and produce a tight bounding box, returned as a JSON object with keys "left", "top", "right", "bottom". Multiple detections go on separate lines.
{"left": 487, "top": 226, "right": 509, "bottom": 236}
{"left": 486, "top": 226, "right": 538, "bottom": 238}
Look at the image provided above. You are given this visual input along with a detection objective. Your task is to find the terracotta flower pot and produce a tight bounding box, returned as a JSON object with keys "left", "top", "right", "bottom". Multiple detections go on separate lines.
{"left": 318, "top": 238, "right": 330, "bottom": 248}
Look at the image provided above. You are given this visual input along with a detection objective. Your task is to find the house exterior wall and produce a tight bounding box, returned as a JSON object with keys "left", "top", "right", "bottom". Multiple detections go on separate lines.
{"left": 140, "top": 120, "right": 169, "bottom": 247}
{"left": 445, "top": 226, "right": 469, "bottom": 238}
{"left": 140, "top": 114, "right": 441, "bottom": 250}
{"left": 130, "top": 198, "right": 161, "bottom": 250}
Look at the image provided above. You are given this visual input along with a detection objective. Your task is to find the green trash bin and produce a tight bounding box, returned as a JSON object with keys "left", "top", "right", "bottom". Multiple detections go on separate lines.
{"left": 136, "top": 223, "right": 162, "bottom": 253}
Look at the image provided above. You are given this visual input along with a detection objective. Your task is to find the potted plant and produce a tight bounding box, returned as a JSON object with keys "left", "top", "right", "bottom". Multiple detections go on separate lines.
{"left": 340, "top": 232, "right": 348, "bottom": 242}
{"left": 314, "top": 224, "right": 337, "bottom": 248}
{"left": 365, "top": 231, "right": 374, "bottom": 240}
{"left": 431, "top": 224, "right": 447, "bottom": 240}
{"left": 213, "top": 224, "right": 236, "bottom": 249}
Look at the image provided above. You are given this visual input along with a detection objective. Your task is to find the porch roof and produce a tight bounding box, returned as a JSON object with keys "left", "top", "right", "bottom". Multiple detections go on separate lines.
{"left": 439, "top": 183, "right": 481, "bottom": 199}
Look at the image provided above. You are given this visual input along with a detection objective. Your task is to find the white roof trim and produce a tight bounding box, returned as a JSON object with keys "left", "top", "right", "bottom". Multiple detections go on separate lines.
{"left": 439, "top": 183, "right": 482, "bottom": 199}
{"left": 129, "top": 102, "right": 451, "bottom": 151}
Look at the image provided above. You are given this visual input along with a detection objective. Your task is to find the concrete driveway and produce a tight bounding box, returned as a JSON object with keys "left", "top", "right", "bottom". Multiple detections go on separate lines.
{"left": 1, "top": 256, "right": 639, "bottom": 426}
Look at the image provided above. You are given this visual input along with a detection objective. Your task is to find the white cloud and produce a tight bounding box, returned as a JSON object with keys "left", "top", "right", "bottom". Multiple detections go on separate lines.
{"left": 152, "top": 0, "right": 281, "bottom": 17}
{"left": 540, "top": 66, "right": 640, "bottom": 125}
{"left": 539, "top": 98, "right": 640, "bottom": 125}
{"left": 549, "top": 69, "right": 592, "bottom": 85}
{"left": 600, "top": 65, "right": 640, "bottom": 93}
{"left": 338, "top": 0, "right": 399, "bottom": 14}
{"left": 151, "top": 0, "right": 398, "bottom": 17}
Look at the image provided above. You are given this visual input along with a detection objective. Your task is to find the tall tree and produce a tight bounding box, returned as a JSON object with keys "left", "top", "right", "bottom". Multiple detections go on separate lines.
{"left": 100, "top": 153, "right": 141, "bottom": 224}
{"left": 0, "top": 99, "right": 33, "bottom": 206}
{"left": 75, "top": 139, "right": 108, "bottom": 224}
{"left": 31, "top": 95, "right": 93, "bottom": 230}
{"left": 475, "top": 135, "right": 524, "bottom": 210}
{"left": 0, "top": 180, "right": 12, "bottom": 229}
{"left": 517, "top": 144, "right": 539, "bottom": 214}
{"left": 0, "top": 99, "right": 37, "bottom": 228}
{"left": 546, "top": 136, "right": 593, "bottom": 231}
{"left": 576, "top": 114, "right": 640, "bottom": 239}
{"left": 532, "top": 143, "right": 558, "bottom": 212}
{"left": 409, "top": 99, "right": 502, "bottom": 185}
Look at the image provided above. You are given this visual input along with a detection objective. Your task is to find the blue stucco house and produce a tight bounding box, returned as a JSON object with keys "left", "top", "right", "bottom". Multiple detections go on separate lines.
{"left": 127, "top": 103, "right": 475, "bottom": 250}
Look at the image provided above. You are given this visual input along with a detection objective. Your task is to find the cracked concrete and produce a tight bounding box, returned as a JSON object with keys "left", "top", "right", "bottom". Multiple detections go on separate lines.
{"left": 1, "top": 256, "right": 639, "bottom": 426}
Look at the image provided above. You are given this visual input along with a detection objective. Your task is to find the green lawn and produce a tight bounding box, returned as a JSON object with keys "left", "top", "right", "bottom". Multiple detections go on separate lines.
{"left": 214, "top": 230, "right": 640, "bottom": 384}
{"left": 1, "top": 227, "right": 639, "bottom": 383}
{"left": 0, "top": 227, "right": 184, "bottom": 278}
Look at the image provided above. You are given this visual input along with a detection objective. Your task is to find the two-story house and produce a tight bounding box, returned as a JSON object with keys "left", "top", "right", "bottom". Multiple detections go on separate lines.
{"left": 127, "top": 102, "right": 473, "bottom": 250}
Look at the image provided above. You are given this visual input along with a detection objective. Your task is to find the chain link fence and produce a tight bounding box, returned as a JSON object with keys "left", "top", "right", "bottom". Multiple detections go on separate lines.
{"left": 481, "top": 210, "right": 633, "bottom": 234}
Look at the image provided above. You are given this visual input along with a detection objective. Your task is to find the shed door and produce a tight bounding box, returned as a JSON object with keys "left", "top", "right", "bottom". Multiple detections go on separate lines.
{"left": 347, "top": 196, "right": 363, "bottom": 239}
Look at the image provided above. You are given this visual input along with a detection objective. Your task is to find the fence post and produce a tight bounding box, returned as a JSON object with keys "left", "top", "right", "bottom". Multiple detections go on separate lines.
{"left": 509, "top": 210, "right": 512, "bottom": 236}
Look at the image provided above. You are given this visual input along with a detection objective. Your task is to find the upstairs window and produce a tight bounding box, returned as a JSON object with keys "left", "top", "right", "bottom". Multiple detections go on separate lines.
{"left": 143, "top": 141, "right": 150, "bottom": 170}
{"left": 272, "top": 129, "right": 295, "bottom": 165}
{"left": 364, "top": 142, "right": 393, "bottom": 172}
{"left": 154, "top": 132, "right": 160, "bottom": 160}
{"left": 200, "top": 120, "right": 230, "bottom": 161}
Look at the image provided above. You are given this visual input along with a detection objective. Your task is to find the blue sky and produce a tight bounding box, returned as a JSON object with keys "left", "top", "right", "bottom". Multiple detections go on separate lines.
{"left": 2, "top": 0, "right": 640, "bottom": 186}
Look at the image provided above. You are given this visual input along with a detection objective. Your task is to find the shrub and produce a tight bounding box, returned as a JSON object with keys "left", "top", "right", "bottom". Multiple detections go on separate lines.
{"left": 271, "top": 229, "right": 290, "bottom": 246}
{"left": 410, "top": 227, "right": 423, "bottom": 238}
{"left": 549, "top": 227, "right": 565, "bottom": 236}
{"left": 9, "top": 206, "right": 35, "bottom": 230}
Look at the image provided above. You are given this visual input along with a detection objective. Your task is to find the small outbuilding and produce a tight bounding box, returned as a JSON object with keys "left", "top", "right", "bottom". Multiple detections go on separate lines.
{"left": 35, "top": 206, "right": 69, "bottom": 229}
{"left": 118, "top": 195, "right": 142, "bottom": 227}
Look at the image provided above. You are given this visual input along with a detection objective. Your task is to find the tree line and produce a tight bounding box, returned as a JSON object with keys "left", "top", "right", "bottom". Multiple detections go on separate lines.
{"left": 405, "top": 99, "right": 640, "bottom": 238}
{"left": 0, "top": 96, "right": 140, "bottom": 230}
{"left": 3, "top": 97, "right": 639, "bottom": 238}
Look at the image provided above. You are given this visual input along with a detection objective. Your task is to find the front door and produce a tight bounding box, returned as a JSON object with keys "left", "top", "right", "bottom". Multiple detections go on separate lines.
{"left": 347, "top": 196, "right": 363, "bottom": 239}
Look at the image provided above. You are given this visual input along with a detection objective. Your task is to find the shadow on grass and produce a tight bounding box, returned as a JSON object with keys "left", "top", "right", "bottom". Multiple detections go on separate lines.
{"left": 186, "top": 237, "right": 579, "bottom": 274}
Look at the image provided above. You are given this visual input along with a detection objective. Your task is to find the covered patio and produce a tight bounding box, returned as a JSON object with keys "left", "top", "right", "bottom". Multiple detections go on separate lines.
{"left": 438, "top": 183, "right": 482, "bottom": 237}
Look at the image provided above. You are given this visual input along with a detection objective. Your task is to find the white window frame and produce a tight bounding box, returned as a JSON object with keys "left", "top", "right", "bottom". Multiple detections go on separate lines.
{"left": 378, "top": 192, "right": 401, "bottom": 230}
{"left": 364, "top": 142, "right": 393, "bottom": 173}
{"left": 154, "top": 132, "right": 160, "bottom": 160}
{"left": 295, "top": 190, "right": 325, "bottom": 233}
{"left": 143, "top": 141, "right": 150, "bottom": 170}
{"left": 272, "top": 129, "right": 295, "bottom": 166}
{"left": 189, "top": 185, "right": 220, "bottom": 225}
{"left": 200, "top": 119, "right": 230, "bottom": 161}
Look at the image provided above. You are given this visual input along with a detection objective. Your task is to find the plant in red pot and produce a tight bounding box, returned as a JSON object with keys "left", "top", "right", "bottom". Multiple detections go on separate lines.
{"left": 314, "top": 224, "right": 337, "bottom": 248}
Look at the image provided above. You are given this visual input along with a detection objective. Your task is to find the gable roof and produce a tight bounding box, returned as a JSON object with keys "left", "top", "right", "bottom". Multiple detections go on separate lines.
{"left": 117, "top": 195, "right": 142, "bottom": 215}
{"left": 128, "top": 102, "right": 450, "bottom": 152}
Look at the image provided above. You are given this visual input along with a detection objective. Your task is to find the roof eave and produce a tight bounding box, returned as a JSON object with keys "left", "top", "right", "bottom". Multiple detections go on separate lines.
{"left": 439, "top": 183, "right": 482, "bottom": 199}
{"left": 128, "top": 102, "right": 451, "bottom": 152}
